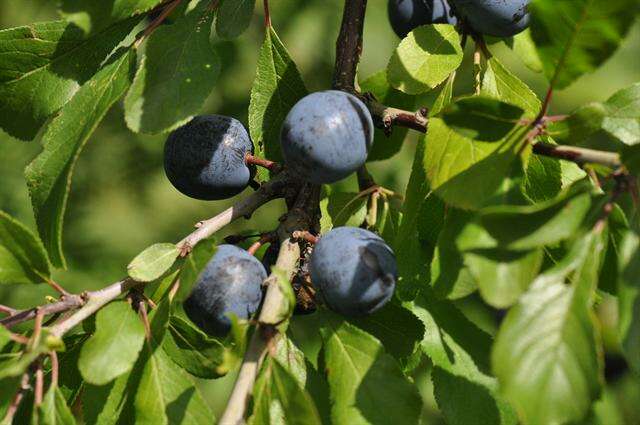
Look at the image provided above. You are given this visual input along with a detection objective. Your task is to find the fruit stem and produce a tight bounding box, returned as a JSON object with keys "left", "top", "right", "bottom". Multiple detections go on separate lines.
{"left": 134, "top": 0, "right": 181, "bottom": 48}
{"left": 247, "top": 233, "right": 277, "bottom": 255}
{"left": 245, "top": 153, "right": 283, "bottom": 173}
{"left": 292, "top": 230, "right": 319, "bottom": 244}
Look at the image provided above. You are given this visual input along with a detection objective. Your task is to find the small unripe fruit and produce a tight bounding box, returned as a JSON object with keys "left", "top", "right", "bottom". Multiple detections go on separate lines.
{"left": 449, "top": 0, "right": 530, "bottom": 37}
{"left": 388, "top": 0, "right": 458, "bottom": 38}
{"left": 310, "top": 227, "right": 397, "bottom": 316}
{"left": 164, "top": 115, "right": 254, "bottom": 200}
{"left": 281, "top": 90, "right": 373, "bottom": 184}
{"left": 184, "top": 244, "right": 266, "bottom": 336}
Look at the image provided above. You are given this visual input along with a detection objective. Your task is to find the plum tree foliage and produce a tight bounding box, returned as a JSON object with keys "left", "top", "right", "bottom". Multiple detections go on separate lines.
{"left": 0, "top": 0, "right": 639, "bottom": 424}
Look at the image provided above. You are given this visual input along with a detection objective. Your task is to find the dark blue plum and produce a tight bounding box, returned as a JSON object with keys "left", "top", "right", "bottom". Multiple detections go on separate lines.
{"left": 449, "top": 0, "right": 530, "bottom": 37}
{"left": 280, "top": 91, "right": 373, "bottom": 184}
{"left": 388, "top": 0, "right": 458, "bottom": 38}
{"left": 310, "top": 227, "right": 397, "bottom": 317}
{"left": 164, "top": 115, "right": 255, "bottom": 200}
{"left": 184, "top": 244, "right": 266, "bottom": 336}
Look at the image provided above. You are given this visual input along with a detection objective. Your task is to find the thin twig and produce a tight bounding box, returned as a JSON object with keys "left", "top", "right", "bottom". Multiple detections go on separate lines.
{"left": 34, "top": 360, "right": 44, "bottom": 407}
{"left": 178, "top": 174, "right": 289, "bottom": 255}
{"left": 2, "top": 372, "right": 30, "bottom": 423}
{"left": 0, "top": 304, "right": 16, "bottom": 316}
{"left": 49, "top": 351, "right": 59, "bottom": 388}
{"left": 292, "top": 230, "right": 319, "bottom": 245}
{"left": 135, "top": 0, "right": 181, "bottom": 48}
{"left": 263, "top": 0, "right": 271, "bottom": 27}
{"left": 532, "top": 142, "right": 621, "bottom": 169}
{"left": 247, "top": 233, "right": 276, "bottom": 256}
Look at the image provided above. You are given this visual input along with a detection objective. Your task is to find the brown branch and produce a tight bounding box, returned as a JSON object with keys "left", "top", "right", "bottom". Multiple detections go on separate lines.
{"left": 0, "top": 304, "right": 17, "bottom": 316}
{"left": 34, "top": 360, "right": 44, "bottom": 407}
{"left": 49, "top": 352, "right": 59, "bottom": 388}
{"left": 532, "top": 142, "right": 621, "bottom": 169}
{"left": 362, "top": 96, "right": 428, "bottom": 134}
{"left": 333, "top": 0, "right": 368, "bottom": 91}
{"left": 218, "top": 184, "right": 319, "bottom": 424}
{"left": 263, "top": 0, "right": 271, "bottom": 27}
{"left": 247, "top": 233, "right": 276, "bottom": 256}
{"left": 135, "top": 0, "right": 181, "bottom": 47}
{"left": 178, "top": 174, "right": 289, "bottom": 254}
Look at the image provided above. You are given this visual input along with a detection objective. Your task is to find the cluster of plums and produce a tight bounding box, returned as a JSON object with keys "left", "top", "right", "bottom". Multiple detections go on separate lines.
{"left": 164, "top": 90, "right": 373, "bottom": 200}
{"left": 183, "top": 227, "right": 397, "bottom": 336}
{"left": 165, "top": 91, "right": 391, "bottom": 335}
{"left": 388, "top": 0, "right": 531, "bottom": 38}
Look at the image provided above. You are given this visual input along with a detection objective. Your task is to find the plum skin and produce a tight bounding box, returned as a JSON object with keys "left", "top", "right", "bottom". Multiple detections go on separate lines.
{"left": 280, "top": 90, "right": 373, "bottom": 185}
{"left": 164, "top": 115, "right": 255, "bottom": 201}
{"left": 449, "top": 0, "right": 530, "bottom": 37}
{"left": 388, "top": 0, "right": 458, "bottom": 38}
{"left": 310, "top": 227, "right": 397, "bottom": 317}
{"left": 184, "top": 244, "right": 267, "bottom": 336}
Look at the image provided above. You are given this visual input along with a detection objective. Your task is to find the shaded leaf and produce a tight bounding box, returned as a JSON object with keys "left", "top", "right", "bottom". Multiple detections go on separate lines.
{"left": 38, "top": 385, "right": 76, "bottom": 425}
{"left": 0, "top": 210, "right": 50, "bottom": 285}
{"left": 319, "top": 192, "right": 368, "bottom": 232}
{"left": 249, "top": 356, "right": 321, "bottom": 425}
{"left": 124, "top": 5, "right": 220, "bottom": 134}
{"left": 135, "top": 345, "right": 212, "bottom": 424}
{"left": 161, "top": 315, "right": 226, "bottom": 379}
{"left": 216, "top": 0, "right": 256, "bottom": 39}
{"left": 319, "top": 310, "right": 422, "bottom": 425}
{"left": 24, "top": 48, "right": 136, "bottom": 267}
{"left": 617, "top": 231, "right": 640, "bottom": 372}
{"left": 59, "top": 0, "right": 162, "bottom": 33}
{"left": 440, "top": 96, "right": 524, "bottom": 142}
{"left": 530, "top": 0, "right": 639, "bottom": 89}
{"left": 0, "top": 18, "right": 138, "bottom": 140}
{"left": 492, "top": 233, "right": 605, "bottom": 424}
{"left": 176, "top": 239, "right": 216, "bottom": 302}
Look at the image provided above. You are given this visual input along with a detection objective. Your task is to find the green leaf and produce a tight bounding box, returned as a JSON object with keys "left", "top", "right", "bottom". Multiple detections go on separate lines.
{"left": 250, "top": 357, "right": 321, "bottom": 425}
{"left": 482, "top": 57, "right": 540, "bottom": 117}
{"left": 387, "top": 24, "right": 463, "bottom": 95}
{"left": 216, "top": 0, "right": 256, "bottom": 39}
{"left": 319, "top": 192, "right": 368, "bottom": 232}
{"left": 492, "top": 233, "right": 605, "bottom": 424}
{"left": 601, "top": 82, "right": 640, "bottom": 146}
{"left": 125, "top": 5, "right": 219, "bottom": 134}
{"left": 621, "top": 144, "right": 640, "bottom": 175}
{"left": 492, "top": 29, "right": 543, "bottom": 73}
{"left": 431, "top": 209, "right": 477, "bottom": 300}
{"left": 59, "top": 0, "right": 163, "bottom": 33}
{"left": 176, "top": 239, "right": 216, "bottom": 302}
{"left": 319, "top": 310, "right": 422, "bottom": 424}
{"left": 248, "top": 26, "right": 307, "bottom": 180}
{"left": 24, "top": 48, "right": 136, "bottom": 268}
{"left": 0, "top": 210, "right": 50, "bottom": 284}
{"left": 127, "top": 243, "right": 180, "bottom": 282}
{"left": 273, "top": 337, "right": 307, "bottom": 387}
{"left": 0, "top": 18, "right": 138, "bottom": 140}
{"left": 411, "top": 293, "right": 517, "bottom": 425}
{"left": 78, "top": 301, "right": 146, "bottom": 385}
{"left": 424, "top": 117, "right": 527, "bottom": 210}
{"left": 467, "top": 179, "right": 595, "bottom": 250}
{"left": 38, "top": 385, "right": 76, "bottom": 425}
{"left": 0, "top": 327, "right": 11, "bottom": 352}
{"left": 83, "top": 367, "right": 140, "bottom": 425}
{"left": 347, "top": 303, "right": 424, "bottom": 365}
{"left": 439, "top": 96, "right": 525, "bottom": 142}
{"left": 522, "top": 151, "right": 562, "bottom": 203}
{"left": 463, "top": 244, "right": 544, "bottom": 308}
{"left": 161, "top": 315, "right": 226, "bottom": 378}
{"left": 617, "top": 231, "right": 640, "bottom": 372}
{"left": 530, "top": 0, "right": 639, "bottom": 89}
{"left": 135, "top": 345, "right": 213, "bottom": 425}
{"left": 359, "top": 70, "right": 416, "bottom": 161}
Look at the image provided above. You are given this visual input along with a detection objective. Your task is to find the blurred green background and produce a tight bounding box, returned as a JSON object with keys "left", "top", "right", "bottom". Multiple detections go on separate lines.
{"left": 1, "top": 0, "right": 639, "bottom": 422}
